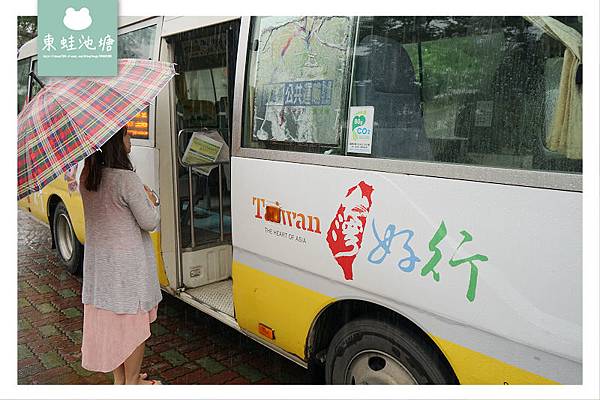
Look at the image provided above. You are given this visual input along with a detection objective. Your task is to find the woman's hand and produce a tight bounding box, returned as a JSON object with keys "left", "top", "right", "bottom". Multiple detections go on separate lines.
{"left": 143, "top": 185, "right": 159, "bottom": 207}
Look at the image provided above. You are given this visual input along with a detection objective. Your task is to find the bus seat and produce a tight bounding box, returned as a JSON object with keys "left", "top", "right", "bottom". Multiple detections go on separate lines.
{"left": 353, "top": 35, "right": 431, "bottom": 161}
{"left": 174, "top": 74, "right": 217, "bottom": 127}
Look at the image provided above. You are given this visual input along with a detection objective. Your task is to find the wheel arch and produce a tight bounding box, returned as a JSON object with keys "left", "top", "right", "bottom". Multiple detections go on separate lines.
{"left": 47, "top": 193, "right": 85, "bottom": 245}
{"left": 46, "top": 194, "right": 63, "bottom": 249}
{"left": 305, "top": 298, "right": 459, "bottom": 384}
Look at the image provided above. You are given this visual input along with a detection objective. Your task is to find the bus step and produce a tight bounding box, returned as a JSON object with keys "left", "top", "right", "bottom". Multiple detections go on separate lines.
{"left": 183, "top": 279, "right": 234, "bottom": 317}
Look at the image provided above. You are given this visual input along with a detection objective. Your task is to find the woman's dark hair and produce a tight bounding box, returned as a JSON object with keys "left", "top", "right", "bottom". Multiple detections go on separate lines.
{"left": 84, "top": 126, "right": 134, "bottom": 191}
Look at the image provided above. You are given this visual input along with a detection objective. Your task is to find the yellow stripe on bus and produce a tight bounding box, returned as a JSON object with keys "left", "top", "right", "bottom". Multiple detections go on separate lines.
{"left": 430, "top": 336, "right": 558, "bottom": 384}
{"left": 232, "top": 260, "right": 333, "bottom": 359}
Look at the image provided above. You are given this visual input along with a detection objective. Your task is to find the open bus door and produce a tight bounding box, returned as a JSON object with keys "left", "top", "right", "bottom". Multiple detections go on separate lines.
{"left": 163, "top": 19, "right": 240, "bottom": 322}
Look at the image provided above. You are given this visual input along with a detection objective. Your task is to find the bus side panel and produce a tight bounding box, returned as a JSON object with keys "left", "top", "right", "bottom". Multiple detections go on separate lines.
{"left": 232, "top": 259, "right": 333, "bottom": 359}
{"left": 29, "top": 190, "right": 50, "bottom": 225}
{"left": 230, "top": 156, "right": 582, "bottom": 384}
{"left": 233, "top": 245, "right": 571, "bottom": 384}
{"left": 18, "top": 197, "right": 35, "bottom": 217}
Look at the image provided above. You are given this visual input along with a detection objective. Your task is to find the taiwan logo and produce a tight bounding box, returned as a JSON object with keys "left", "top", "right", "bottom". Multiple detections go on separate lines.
{"left": 326, "top": 181, "right": 374, "bottom": 280}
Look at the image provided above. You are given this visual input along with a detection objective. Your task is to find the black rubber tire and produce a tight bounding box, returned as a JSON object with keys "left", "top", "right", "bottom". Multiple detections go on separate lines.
{"left": 325, "top": 318, "right": 455, "bottom": 384}
{"left": 52, "top": 202, "right": 83, "bottom": 274}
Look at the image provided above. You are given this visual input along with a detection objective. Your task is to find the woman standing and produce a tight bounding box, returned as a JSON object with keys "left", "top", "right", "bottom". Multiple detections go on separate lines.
{"left": 79, "top": 126, "right": 162, "bottom": 385}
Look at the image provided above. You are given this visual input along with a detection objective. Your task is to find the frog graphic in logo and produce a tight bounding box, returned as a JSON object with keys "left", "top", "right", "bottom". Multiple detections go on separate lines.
{"left": 63, "top": 7, "right": 93, "bottom": 31}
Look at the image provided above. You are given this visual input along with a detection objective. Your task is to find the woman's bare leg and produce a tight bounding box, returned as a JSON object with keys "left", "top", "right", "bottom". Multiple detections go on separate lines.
{"left": 124, "top": 342, "right": 145, "bottom": 384}
{"left": 112, "top": 363, "right": 125, "bottom": 384}
{"left": 123, "top": 341, "right": 160, "bottom": 385}
{"left": 112, "top": 364, "right": 146, "bottom": 385}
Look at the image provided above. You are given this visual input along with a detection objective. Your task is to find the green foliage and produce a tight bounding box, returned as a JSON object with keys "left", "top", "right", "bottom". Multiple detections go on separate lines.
{"left": 405, "top": 33, "right": 504, "bottom": 102}
{"left": 18, "top": 16, "right": 37, "bottom": 49}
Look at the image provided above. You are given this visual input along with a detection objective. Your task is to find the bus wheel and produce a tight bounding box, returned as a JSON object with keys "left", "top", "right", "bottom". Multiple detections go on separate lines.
{"left": 53, "top": 202, "right": 83, "bottom": 274}
{"left": 325, "top": 318, "right": 453, "bottom": 384}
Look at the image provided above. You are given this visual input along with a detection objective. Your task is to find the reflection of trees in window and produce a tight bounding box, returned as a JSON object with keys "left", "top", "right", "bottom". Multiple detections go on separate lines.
{"left": 355, "top": 16, "right": 581, "bottom": 173}
{"left": 118, "top": 26, "right": 156, "bottom": 59}
{"left": 17, "top": 59, "right": 30, "bottom": 113}
{"left": 358, "top": 17, "right": 508, "bottom": 119}
{"left": 17, "top": 16, "right": 37, "bottom": 49}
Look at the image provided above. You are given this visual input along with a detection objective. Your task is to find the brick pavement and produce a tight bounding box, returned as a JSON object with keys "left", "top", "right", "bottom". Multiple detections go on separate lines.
{"left": 17, "top": 209, "right": 311, "bottom": 384}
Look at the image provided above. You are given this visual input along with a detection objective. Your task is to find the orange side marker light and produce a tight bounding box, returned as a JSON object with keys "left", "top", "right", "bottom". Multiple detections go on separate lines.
{"left": 258, "top": 323, "right": 275, "bottom": 340}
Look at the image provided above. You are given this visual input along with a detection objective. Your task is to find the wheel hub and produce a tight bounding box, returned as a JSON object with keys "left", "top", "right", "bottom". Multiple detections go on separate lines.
{"left": 345, "top": 350, "right": 417, "bottom": 384}
{"left": 56, "top": 213, "right": 74, "bottom": 261}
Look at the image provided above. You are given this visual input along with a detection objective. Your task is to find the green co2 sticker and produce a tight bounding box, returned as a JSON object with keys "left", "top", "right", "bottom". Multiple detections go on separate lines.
{"left": 348, "top": 106, "right": 374, "bottom": 154}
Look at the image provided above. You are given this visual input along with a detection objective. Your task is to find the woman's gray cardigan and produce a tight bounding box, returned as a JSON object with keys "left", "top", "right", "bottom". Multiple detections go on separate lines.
{"left": 80, "top": 168, "right": 162, "bottom": 314}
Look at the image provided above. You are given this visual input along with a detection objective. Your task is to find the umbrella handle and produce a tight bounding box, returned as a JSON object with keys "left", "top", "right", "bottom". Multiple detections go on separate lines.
{"left": 29, "top": 71, "right": 45, "bottom": 88}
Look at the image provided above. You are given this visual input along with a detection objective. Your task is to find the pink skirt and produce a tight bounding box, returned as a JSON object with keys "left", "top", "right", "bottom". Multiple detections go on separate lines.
{"left": 81, "top": 304, "right": 158, "bottom": 373}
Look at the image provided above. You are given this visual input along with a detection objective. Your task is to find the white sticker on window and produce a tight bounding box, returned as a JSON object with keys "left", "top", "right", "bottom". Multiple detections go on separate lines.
{"left": 347, "top": 106, "right": 374, "bottom": 154}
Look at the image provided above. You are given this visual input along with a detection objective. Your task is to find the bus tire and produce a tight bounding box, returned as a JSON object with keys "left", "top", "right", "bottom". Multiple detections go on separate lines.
{"left": 325, "top": 318, "right": 454, "bottom": 384}
{"left": 52, "top": 202, "right": 83, "bottom": 274}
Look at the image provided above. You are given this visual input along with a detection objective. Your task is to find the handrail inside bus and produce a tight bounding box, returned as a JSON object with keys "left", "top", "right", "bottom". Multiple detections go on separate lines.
{"left": 176, "top": 128, "right": 228, "bottom": 250}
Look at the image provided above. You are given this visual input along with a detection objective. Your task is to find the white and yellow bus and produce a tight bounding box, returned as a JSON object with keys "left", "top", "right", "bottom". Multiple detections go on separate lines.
{"left": 17, "top": 15, "right": 582, "bottom": 384}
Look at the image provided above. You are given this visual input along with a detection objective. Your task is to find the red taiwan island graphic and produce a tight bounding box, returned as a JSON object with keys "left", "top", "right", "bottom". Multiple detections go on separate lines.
{"left": 326, "top": 181, "right": 374, "bottom": 280}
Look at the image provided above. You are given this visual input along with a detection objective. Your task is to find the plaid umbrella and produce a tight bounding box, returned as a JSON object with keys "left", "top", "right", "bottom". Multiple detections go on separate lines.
{"left": 17, "top": 58, "right": 176, "bottom": 200}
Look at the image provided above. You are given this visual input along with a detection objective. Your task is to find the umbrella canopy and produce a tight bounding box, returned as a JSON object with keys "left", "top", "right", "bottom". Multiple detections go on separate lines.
{"left": 17, "top": 58, "right": 176, "bottom": 200}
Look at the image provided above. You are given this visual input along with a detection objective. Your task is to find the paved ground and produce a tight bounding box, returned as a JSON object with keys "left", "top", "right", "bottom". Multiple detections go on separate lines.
{"left": 17, "top": 209, "right": 312, "bottom": 384}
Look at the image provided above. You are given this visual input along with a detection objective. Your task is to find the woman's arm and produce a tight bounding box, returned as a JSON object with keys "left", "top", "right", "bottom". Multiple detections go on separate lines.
{"left": 122, "top": 172, "right": 160, "bottom": 232}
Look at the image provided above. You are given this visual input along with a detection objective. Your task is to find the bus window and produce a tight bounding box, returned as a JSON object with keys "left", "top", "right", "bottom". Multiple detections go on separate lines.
{"left": 118, "top": 25, "right": 157, "bottom": 139}
{"left": 349, "top": 16, "right": 582, "bottom": 173}
{"left": 118, "top": 25, "right": 156, "bottom": 59}
{"left": 17, "top": 58, "right": 30, "bottom": 113}
{"left": 243, "top": 16, "right": 356, "bottom": 155}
